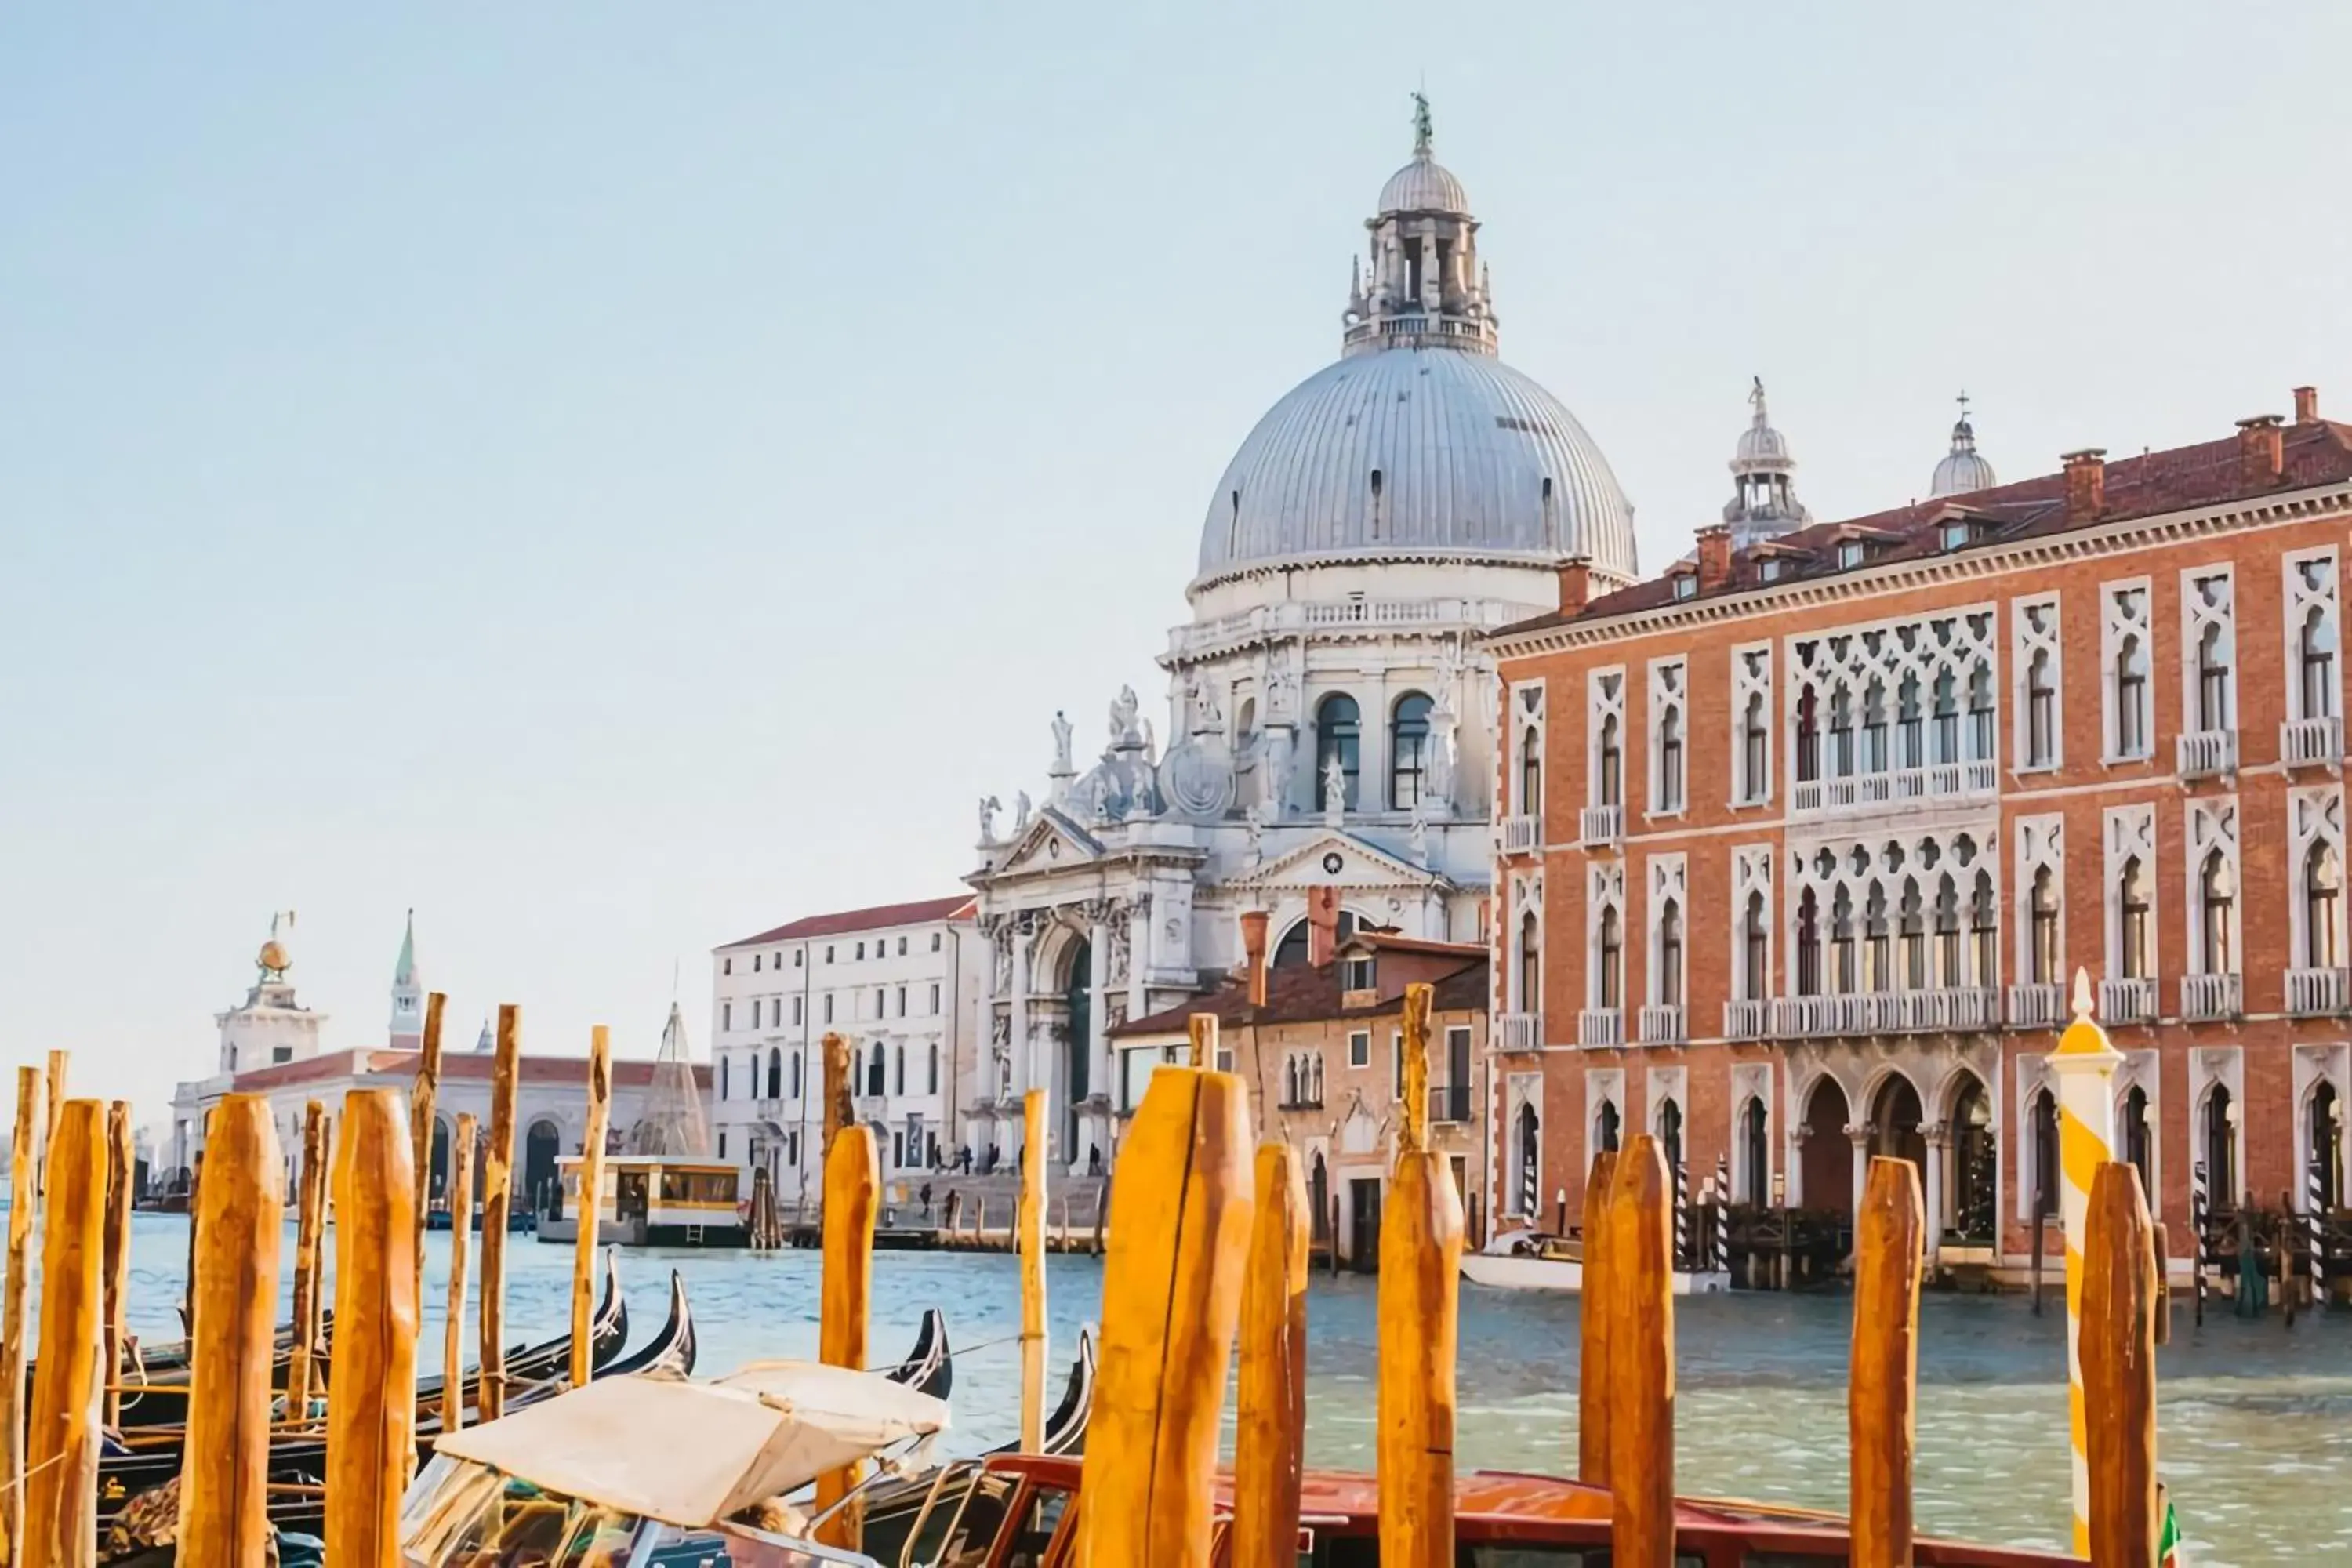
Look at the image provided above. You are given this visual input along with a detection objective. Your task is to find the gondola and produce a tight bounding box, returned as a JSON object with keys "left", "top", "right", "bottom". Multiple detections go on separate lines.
{"left": 856, "top": 1327, "right": 1095, "bottom": 1563}
{"left": 887, "top": 1308, "right": 952, "bottom": 1403}
{"left": 98, "top": 1261, "right": 673, "bottom": 1557}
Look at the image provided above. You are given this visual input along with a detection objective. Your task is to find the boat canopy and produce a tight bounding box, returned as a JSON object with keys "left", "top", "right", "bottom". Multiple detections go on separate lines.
{"left": 430, "top": 1362, "right": 949, "bottom": 1528}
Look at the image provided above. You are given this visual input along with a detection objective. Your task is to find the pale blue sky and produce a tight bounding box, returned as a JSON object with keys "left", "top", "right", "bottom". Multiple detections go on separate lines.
{"left": 5, "top": 3, "right": 2349, "bottom": 1106}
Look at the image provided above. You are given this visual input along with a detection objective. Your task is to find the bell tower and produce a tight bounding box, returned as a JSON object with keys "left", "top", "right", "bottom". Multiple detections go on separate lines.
{"left": 388, "top": 909, "right": 424, "bottom": 1051}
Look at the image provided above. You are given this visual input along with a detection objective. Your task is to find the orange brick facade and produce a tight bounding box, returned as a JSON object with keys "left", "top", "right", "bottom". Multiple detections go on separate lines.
{"left": 1485, "top": 401, "right": 2352, "bottom": 1279}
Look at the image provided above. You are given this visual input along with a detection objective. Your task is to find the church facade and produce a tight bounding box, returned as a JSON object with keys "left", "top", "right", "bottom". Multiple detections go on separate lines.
{"left": 965, "top": 107, "right": 1640, "bottom": 1175}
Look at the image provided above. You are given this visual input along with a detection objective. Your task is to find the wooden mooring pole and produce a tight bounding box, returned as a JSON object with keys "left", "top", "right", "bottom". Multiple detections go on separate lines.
{"left": 1, "top": 1067, "right": 39, "bottom": 1568}
{"left": 1017, "top": 1087, "right": 1048, "bottom": 1452}
{"left": 409, "top": 991, "right": 446, "bottom": 1281}
{"left": 1379, "top": 982, "right": 1462, "bottom": 1568}
{"left": 1849, "top": 1156, "right": 1923, "bottom": 1568}
{"left": 1075, "top": 1054, "right": 1251, "bottom": 1568}
{"left": 286, "top": 1102, "right": 328, "bottom": 1428}
{"left": 100, "top": 1103, "right": 132, "bottom": 1436}
{"left": 1605, "top": 1135, "right": 1675, "bottom": 1568}
{"left": 2082, "top": 1161, "right": 2161, "bottom": 1567}
{"left": 477, "top": 1004, "right": 521, "bottom": 1423}
{"left": 1232, "top": 1140, "right": 1309, "bottom": 1568}
{"left": 25, "top": 1099, "right": 104, "bottom": 1568}
{"left": 814, "top": 1062, "right": 877, "bottom": 1553}
{"left": 42, "top": 1052, "right": 66, "bottom": 1200}
{"left": 325, "top": 1089, "right": 419, "bottom": 1568}
{"left": 442, "top": 1113, "right": 477, "bottom": 1433}
{"left": 1577, "top": 1147, "right": 1620, "bottom": 1487}
{"left": 179, "top": 1095, "right": 284, "bottom": 1568}
{"left": 572, "top": 1026, "right": 612, "bottom": 1389}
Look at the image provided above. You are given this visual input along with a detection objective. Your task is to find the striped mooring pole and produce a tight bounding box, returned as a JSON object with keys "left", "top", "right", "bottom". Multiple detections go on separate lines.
{"left": 2309, "top": 1153, "right": 2328, "bottom": 1312}
{"left": 2049, "top": 968, "right": 2122, "bottom": 1560}
{"left": 1713, "top": 1153, "right": 1731, "bottom": 1271}
{"left": 1672, "top": 1156, "right": 1690, "bottom": 1270}
{"left": 2191, "top": 1160, "right": 2209, "bottom": 1325}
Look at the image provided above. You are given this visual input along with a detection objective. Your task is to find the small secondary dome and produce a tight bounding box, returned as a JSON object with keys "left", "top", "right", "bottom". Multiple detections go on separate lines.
{"left": 1721, "top": 378, "right": 1810, "bottom": 549}
{"left": 1931, "top": 393, "right": 1999, "bottom": 497}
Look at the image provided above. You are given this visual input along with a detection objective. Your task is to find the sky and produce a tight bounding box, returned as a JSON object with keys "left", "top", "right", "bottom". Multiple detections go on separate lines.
{"left": 4, "top": 2, "right": 2350, "bottom": 1110}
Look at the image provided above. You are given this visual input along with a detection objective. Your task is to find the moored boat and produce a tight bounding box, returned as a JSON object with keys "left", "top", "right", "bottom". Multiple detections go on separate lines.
{"left": 1460, "top": 1228, "right": 1729, "bottom": 1295}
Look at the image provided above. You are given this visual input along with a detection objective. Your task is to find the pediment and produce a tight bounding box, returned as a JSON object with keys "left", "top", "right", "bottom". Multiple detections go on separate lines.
{"left": 991, "top": 808, "right": 1104, "bottom": 877}
{"left": 1233, "top": 829, "right": 1446, "bottom": 892}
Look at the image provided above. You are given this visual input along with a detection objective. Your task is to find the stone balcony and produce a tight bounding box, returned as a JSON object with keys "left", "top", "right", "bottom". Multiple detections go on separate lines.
{"left": 2100, "top": 976, "right": 2159, "bottom": 1025}
{"left": 1495, "top": 1012, "right": 1542, "bottom": 1052}
{"left": 2282, "top": 715, "right": 2344, "bottom": 770}
{"left": 2179, "top": 971, "right": 2242, "bottom": 1022}
{"left": 1790, "top": 759, "right": 1997, "bottom": 819}
{"left": 1636, "top": 1003, "right": 1686, "bottom": 1045}
{"left": 2006, "top": 983, "right": 2066, "bottom": 1029}
{"left": 1769, "top": 987, "right": 2000, "bottom": 1037}
{"left": 1721, "top": 998, "right": 1769, "bottom": 1039}
{"left": 2287, "top": 965, "right": 2352, "bottom": 1017}
{"left": 1499, "top": 814, "right": 1541, "bottom": 855}
{"left": 1166, "top": 593, "right": 1525, "bottom": 659}
{"left": 1577, "top": 1007, "right": 1624, "bottom": 1049}
{"left": 2176, "top": 728, "right": 2238, "bottom": 780}
{"left": 1580, "top": 804, "right": 1623, "bottom": 848}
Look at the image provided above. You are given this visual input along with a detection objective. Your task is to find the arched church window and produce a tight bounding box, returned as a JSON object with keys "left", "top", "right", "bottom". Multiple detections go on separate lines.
{"left": 1390, "top": 691, "right": 1433, "bottom": 808}
{"left": 1315, "top": 694, "right": 1360, "bottom": 811}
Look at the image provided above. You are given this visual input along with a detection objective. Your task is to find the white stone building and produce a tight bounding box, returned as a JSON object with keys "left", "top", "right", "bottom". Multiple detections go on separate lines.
{"left": 167, "top": 913, "right": 702, "bottom": 1214}
{"left": 965, "top": 103, "right": 1641, "bottom": 1175}
{"left": 707, "top": 895, "right": 980, "bottom": 1208}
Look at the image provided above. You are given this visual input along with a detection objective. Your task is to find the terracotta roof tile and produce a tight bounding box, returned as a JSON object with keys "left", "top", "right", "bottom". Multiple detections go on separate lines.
{"left": 720, "top": 895, "right": 976, "bottom": 949}
{"left": 1110, "top": 951, "right": 1488, "bottom": 1038}
{"left": 1499, "top": 416, "right": 2352, "bottom": 635}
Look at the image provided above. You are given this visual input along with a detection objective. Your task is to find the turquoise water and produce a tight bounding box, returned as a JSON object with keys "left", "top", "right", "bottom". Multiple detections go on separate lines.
{"left": 95, "top": 1217, "right": 2352, "bottom": 1565}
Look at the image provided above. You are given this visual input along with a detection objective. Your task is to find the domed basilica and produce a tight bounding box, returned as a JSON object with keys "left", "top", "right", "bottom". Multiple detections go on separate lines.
{"left": 964, "top": 103, "right": 1638, "bottom": 1172}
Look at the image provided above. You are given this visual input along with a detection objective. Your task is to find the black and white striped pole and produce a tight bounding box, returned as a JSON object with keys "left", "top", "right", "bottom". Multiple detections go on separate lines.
{"left": 1672, "top": 1156, "right": 1690, "bottom": 1271}
{"left": 2309, "top": 1153, "right": 2328, "bottom": 1313}
{"left": 2191, "top": 1159, "right": 2209, "bottom": 1326}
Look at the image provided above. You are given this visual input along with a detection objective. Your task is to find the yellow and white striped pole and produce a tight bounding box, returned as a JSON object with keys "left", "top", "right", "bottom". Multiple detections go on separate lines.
{"left": 2050, "top": 967, "right": 2123, "bottom": 1558}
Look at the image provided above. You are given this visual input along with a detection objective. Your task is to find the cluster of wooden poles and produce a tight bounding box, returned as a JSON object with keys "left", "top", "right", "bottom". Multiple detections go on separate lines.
{"left": 0, "top": 994, "right": 624, "bottom": 1568}
{"left": 913, "top": 980, "right": 2166, "bottom": 1567}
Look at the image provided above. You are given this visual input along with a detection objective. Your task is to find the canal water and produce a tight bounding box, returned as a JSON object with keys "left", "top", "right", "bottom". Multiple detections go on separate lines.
{"left": 105, "top": 1217, "right": 2352, "bottom": 1564}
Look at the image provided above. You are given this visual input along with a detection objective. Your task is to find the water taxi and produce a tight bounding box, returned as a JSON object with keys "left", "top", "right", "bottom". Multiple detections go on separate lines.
{"left": 540, "top": 1152, "right": 746, "bottom": 1247}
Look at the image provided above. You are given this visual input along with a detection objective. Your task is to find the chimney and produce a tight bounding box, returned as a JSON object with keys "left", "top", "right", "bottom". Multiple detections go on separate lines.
{"left": 1555, "top": 555, "right": 1591, "bottom": 615}
{"left": 1239, "top": 909, "right": 1269, "bottom": 1008}
{"left": 1305, "top": 886, "right": 1341, "bottom": 969}
{"left": 2237, "top": 415, "right": 2285, "bottom": 487}
{"left": 2061, "top": 448, "right": 2107, "bottom": 523}
{"left": 2294, "top": 386, "right": 2320, "bottom": 426}
{"left": 1696, "top": 524, "right": 1733, "bottom": 592}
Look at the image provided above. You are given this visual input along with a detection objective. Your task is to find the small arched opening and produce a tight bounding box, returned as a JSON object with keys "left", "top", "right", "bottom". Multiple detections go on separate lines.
{"left": 524, "top": 1118, "right": 562, "bottom": 1217}
{"left": 1948, "top": 1073, "right": 1994, "bottom": 1242}
{"left": 1740, "top": 1096, "right": 1769, "bottom": 1207}
{"left": 1801, "top": 1077, "right": 1853, "bottom": 1214}
{"left": 1868, "top": 1074, "right": 1926, "bottom": 1172}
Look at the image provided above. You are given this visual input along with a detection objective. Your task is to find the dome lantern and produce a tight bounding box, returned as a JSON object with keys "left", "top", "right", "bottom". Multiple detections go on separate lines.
{"left": 1721, "top": 377, "right": 1812, "bottom": 549}
{"left": 1931, "top": 390, "right": 2000, "bottom": 497}
{"left": 1345, "top": 94, "right": 1494, "bottom": 358}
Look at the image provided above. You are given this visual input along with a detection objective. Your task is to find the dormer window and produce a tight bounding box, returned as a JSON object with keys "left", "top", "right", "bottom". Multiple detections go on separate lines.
{"left": 1837, "top": 540, "right": 1866, "bottom": 570}
{"left": 1940, "top": 520, "right": 1973, "bottom": 551}
{"left": 1759, "top": 558, "right": 1784, "bottom": 583}
{"left": 1671, "top": 573, "right": 1697, "bottom": 601}
{"left": 1342, "top": 954, "right": 1374, "bottom": 991}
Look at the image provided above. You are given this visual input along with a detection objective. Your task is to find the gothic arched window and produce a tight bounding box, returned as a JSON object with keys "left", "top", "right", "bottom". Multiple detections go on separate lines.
{"left": 2115, "top": 633, "right": 2150, "bottom": 755}
{"left": 2199, "top": 851, "right": 2235, "bottom": 975}
{"left": 1517, "top": 912, "right": 1540, "bottom": 1015}
{"left": 1519, "top": 724, "right": 1542, "bottom": 815}
{"left": 2307, "top": 842, "right": 2343, "bottom": 969}
{"left": 2031, "top": 866, "right": 2060, "bottom": 985}
{"left": 1656, "top": 898, "right": 1683, "bottom": 1005}
{"left": 1597, "top": 906, "right": 1622, "bottom": 1011}
{"left": 1742, "top": 892, "right": 1769, "bottom": 1000}
{"left": 2120, "top": 858, "right": 2152, "bottom": 981}
{"left": 1389, "top": 691, "right": 1433, "bottom": 809}
{"left": 2303, "top": 602, "right": 2338, "bottom": 720}
{"left": 1315, "top": 693, "right": 1360, "bottom": 811}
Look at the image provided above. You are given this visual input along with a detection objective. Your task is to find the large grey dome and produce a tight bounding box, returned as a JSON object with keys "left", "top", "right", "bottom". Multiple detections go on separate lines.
{"left": 1195, "top": 346, "right": 1639, "bottom": 586}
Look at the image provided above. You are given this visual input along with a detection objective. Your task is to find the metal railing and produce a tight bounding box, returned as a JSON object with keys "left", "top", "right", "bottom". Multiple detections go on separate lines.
{"left": 2287, "top": 965, "right": 2352, "bottom": 1017}
{"left": 1577, "top": 1007, "right": 1624, "bottom": 1049}
{"left": 2282, "top": 715, "right": 2344, "bottom": 768}
{"left": 1496, "top": 1012, "right": 1541, "bottom": 1051}
{"left": 2176, "top": 728, "right": 2238, "bottom": 779}
{"left": 1636, "top": 1003, "right": 1686, "bottom": 1044}
{"left": 2100, "top": 976, "right": 2158, "bottom": 1024}
{"left": 1428, "top": 1085, "right": 1472, "bottom": 1124}
{"left": 2006, "top": 983, "right": 2066, "bottom": 1029}
{"left": 1499, "top": 814, "right": 1541, "bottom": 854}
{"left": 2179, "top": 971, "right": 2241, "bottom": 1022}
{"left": 1580, "top": 804, "right": 1623, "bottom": 847}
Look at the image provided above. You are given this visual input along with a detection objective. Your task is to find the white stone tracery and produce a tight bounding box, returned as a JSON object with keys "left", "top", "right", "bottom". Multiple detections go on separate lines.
{"left": 1647, "top": 853, "right": 1687, "bottom": 1010}
{"left": 2183, "top": 796, "right": 2241, "bottom": 977}
{"left": 2283, "top": 546, "right": 2342, "bottom": 728}
{"left": 1649, "top": 656, "right": 1686, "bottom": 815}
{"left": 1586, "top": 861, "right": 1626, "bottom": 1011}
{"left": 1784, "top": 604, "right": 2000, "bottom": 815}
{"left": 1730, "top": 642, "right": 1772, "bottom": 805}
{"left": 1509, "top": 679, "right": 1546, "bottom": 816}
{"left": 2104, "top": 804, "right": 2158, "bottom": 979}
{"left": 2100, "top": 577, "right": 2154, "bottom": 761}
{"left": 1784, "top": 829, "right": 2002, "bottom": 1001}
{"left": 2180, "top": 564, "right": 2238, "bottom": 737}
{"left": 2289, "top": 784, "right": 2347, "bottom": 968}
{"left": 1586, "top": 667, "right": 1624, "bottom": 811}
{"left": 1730, "top": 845, "right": 1774, "bottom": 1004}
{"left": 2010, "top": 593, "right": 2063, "bottom": 771}
{"left": 2013, "top": 813, "right": 2066, "bottom": 987}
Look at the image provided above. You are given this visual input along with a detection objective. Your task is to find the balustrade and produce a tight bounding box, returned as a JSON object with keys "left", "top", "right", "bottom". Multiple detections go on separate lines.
{"left": 1788, "top": 758, "right": 1998, "bottom": 819}
{"left": 1721, "top": 999, "right": 1769, "bottom": 1039}
{"left": 1577, "top": 1007, "right": 1623, "bottom": 1049}
{"left": 1499, "top": 815, "right": 1541, "bottom": 855}
{"left": 2100, "top": 976, "right": 2158, "bottom": 1025}
{"left": 2179, "top": 971, "right": 2241, "bottom": 1022}
{"left": 1579, "top": 804, "right": 1623, "bottom": 847}
{"left": 2005, "top": 983, "right": 2066, "bottom": 1029}
{"left": 2281, "top": 716, "right": 2343, "bottom": 768}
{"left": 2176, "top": 728, "right": 2238, "bottom": 779}
{"left": 1496, "top": 1013, "right": 1541, "bottom": 1052}
{"left": 2287, "top": 965, "right": 2351, "bottom": 1017}
{"left": 1635, "top": 1004, "right": 1685, "bottom": 1045}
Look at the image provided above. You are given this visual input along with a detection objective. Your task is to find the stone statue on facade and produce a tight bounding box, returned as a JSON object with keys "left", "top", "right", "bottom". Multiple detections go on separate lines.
{"left": 978, "top": 793, "right": 1002, "bottom": 844}
{"left": 1243, "top": 801, "right": 1268, "bottom": 869}
{"left": 1051, "top": 710, "right": 1074, "bottom": 773}
{"left": 1109, "top": 685, "right": 1141, "bottom": 745}
{"left": 1409, "top": 799, "right": 1432, "bottom": 868}
{"left": 1323, "top": 752, "right": 1348, "bottom": 826}
{"left": 1261, "top": 726, "right": 1296, "bottom": 820}
{"left": 1188, "top": 675, "right": 1225, "bottom": 735}
{"left": 1013, "top": 790, "right": 1033, "bottom": 833}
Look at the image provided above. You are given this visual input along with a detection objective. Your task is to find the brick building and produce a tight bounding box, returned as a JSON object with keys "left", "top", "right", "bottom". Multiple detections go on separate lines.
{"left": 1485, "top": 387, "right": 2352, "bottom": 1281}
{"left": 1109, "top": 897, "right": 1489, "bottom": 1267}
